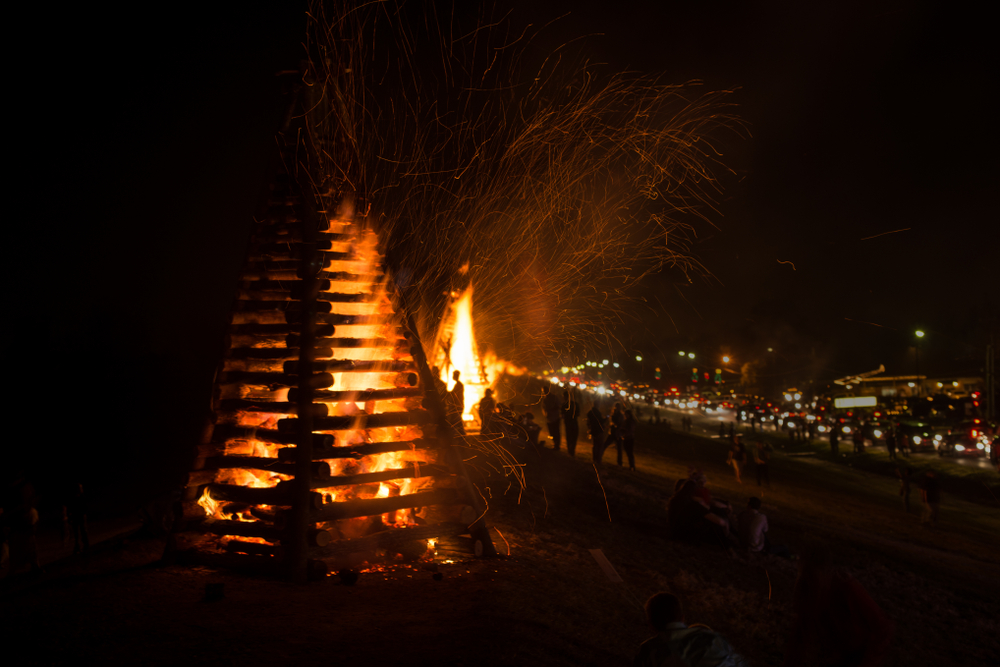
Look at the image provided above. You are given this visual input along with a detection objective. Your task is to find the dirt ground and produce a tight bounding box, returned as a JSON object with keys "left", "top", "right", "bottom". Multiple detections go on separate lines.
{"left": 3, "top": 422, "right": 999, "bottom": 666}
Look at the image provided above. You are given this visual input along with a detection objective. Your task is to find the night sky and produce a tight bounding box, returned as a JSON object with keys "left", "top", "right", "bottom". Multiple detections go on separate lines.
{"left": 32, "top": 1, "right": 995, "bottom": 493}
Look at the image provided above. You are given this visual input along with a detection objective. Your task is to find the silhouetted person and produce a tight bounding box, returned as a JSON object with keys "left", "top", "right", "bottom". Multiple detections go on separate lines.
{"left": 621, "top": 409, "right": 636, "bottom": 471}
{"left": 587, "top": 403, "right": 605, "bottom": 464}
{"left": 604, "top": 403, "right": 625, "bottom": 465}
{"left": 446, "top": 370, "right": 465, "bottom": 435}
{"left": 728, "top": 435, "right": 747, "bottom": 484}
{"left": 852, "top": 427, "right": 864, "bottom": 454}
{"left": 753, "top": 440, "right": 772, "bottom": 487}
{"left": 561, "top": 390, "right": 580, "bottom": 457}
{"left": 885, "top": 429, "right": 898, "bottom": 461}
{"left": 919, "top": 470, "right": 940, "bottom": 526}
{"left": 896, "top": 465, "right": 912, "bottom": 513}
{"left": 542, "top": 384, "right": 562, "bottom": 450}
{"left": 737, "top": 496, "right": 790, "bottom": 558}
{"left": 829, "top": 428, "right": 839, "bottom": 457}
{"left": 478, "top": 388, "right": 497, "bottom": 434}
{"left": 784, "top": 544, "right": 893, "bottom": 667}
{"left": 634, "top": 592, "right": 748, "bottom": 667}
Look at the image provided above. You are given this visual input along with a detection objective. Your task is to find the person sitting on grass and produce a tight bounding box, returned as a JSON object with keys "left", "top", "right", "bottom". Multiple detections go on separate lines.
{"left": 736, "top": 497, "right": 791, "bottom": 558}
{"left": 667, "top": 480, "right": 734, "bottom": 548}
{"left": 634, "top": 592, "right": 748, "bottom": 667}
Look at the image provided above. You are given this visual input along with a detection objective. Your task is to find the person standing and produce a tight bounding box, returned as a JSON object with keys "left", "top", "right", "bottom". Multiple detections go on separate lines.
{"left": 829, "top": 427, "right": 839, "bottom": 458}
{"left": 896, "top": 465, "right": 912, "bottom": 513}
{"left": 753, "top": 440, "right": 772, "bottom": 487}
{"left": 852, "top": 426, "right": 864, "bottom": 454}
{"left": 728, "top": 435, "right": 747, "bottom": 484}
{"left": 542, "top": 384, "right": 562, "bottom": 450}
{"left": 885, "top": 428, "right": 898, "bottom": 461}
{"left": 561, "top": 390, "right": 580, "bottom": 458}
{"left": 621, "top": 409, "right": 637, "bottom": 471}
{"left": 478, "top": 388, "right": 497, "bottom": 434}
{"left": 604, "top": 403, "right": 625, "bottom": 465}
{"left": 919, "top": 470, "right": 940, "bottom": 526}
{"left": 446, "top": 370, "right": 466, "bottom": 435}
{"left": 587, "top": 402, "right": 606, "bottom": 464}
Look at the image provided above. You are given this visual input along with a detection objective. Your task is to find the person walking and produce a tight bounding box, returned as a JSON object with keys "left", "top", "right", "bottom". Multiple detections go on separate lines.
{"left": 561, "top": 389, "right": 580, "bottom": 458}
{"left": 728, "top": 435, "right": 748, "bottom": 484}
{"left": 587, "top": 402, "right": 605, "bottom": 465}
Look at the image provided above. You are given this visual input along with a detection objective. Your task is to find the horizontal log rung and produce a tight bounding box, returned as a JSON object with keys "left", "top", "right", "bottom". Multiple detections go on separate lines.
{"left": 312, "top": 488, "right": 462, "bottom": 522}
{"left": 311, "top": 464, "right": 451, "bottom": 490}
{"left": 277, "top": 438, "right": 437, "bottom": 462}
{"left": 278, "top": 409, "right": 433, "bottom": 433}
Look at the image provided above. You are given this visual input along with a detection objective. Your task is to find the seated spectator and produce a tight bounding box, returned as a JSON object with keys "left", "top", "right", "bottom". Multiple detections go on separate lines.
{"left": 634, "top": 592, "right": 748, "bottom": 667}
{"left": 736, "top": 497, "right": 791, "bottom": 558}
{"left": 667, "top": 481, "right": 733, "bottom": 548}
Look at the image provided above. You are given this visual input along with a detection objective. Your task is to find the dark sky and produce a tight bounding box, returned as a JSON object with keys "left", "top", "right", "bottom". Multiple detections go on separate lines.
{"left": 47, "top": 1, "right": 997, "bottom": 402}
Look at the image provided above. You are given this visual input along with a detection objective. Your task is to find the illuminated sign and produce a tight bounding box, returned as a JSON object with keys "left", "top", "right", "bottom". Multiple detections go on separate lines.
{"left": 834, "top": 396, "right": 877, "bottom": 409}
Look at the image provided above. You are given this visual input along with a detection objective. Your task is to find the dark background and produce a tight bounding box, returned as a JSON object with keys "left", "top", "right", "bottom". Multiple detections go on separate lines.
{"left": 22, "top": 1, "right": 996, "bottom": 505}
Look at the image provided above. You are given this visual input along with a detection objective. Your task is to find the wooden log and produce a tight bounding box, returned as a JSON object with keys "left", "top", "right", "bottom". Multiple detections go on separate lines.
{"left": 285, "top": 331, "right": 405, "bottom": 347}
{"left": 226, "top": 540, "right": 280, "bottom": 556}
{"left": 199, "top": 519, "right": 283, "bottom": 542}
{"left": 234, "top": 300, "right": 334, "bottom": 314}
{"left": 288, "top": 386, "right": 423, "bottom": 403}
{"left": 316, "top": 270, "right": 375, "bottom": 283}
{"left": 238, "top": 279, "right": 331, "bottom": 292}
{"left": 312, "top": 522, "right": 467, "bottom": 559}
{"left": 217, "top": 371, "right": 334, "bottom": 389}
{"left": 217, "top": 399, "right": 329, "bottom": 417}
{"left": 199, "top": 456, "right": 331, "bottom": 478}
{"left": 278, "top": 409, "right": 433, "bottom": 433}
{"left": 229, "top": 323, "right": 335, "bottom": 337}
{"left": 288, "top": 311, "right": 394, "bottom": 326}
{"left": 252, "top": 231, "right": 350, "bottom": 245}
{"left": 276, "top": 438, "right": 437, "bottom": 462}
{"left": 310, "top": 464, "right": 450, "bottom": 490}
{"left": 312, "top": 488, "right": 461, "bottom": 522}
{"left": 209, "top": 424, "right": 334, "bottom": 448}
{"left": 206, "top": 483, "right": 292, "bottom": 506}
{"left": 245, "top": 250, "right": 353, "bottom": 264}
{"left": 284, "top": 359, "right": 416, "bottom": 375}
{"left": 228, "top": 347, "right": 334, "bottom": 361}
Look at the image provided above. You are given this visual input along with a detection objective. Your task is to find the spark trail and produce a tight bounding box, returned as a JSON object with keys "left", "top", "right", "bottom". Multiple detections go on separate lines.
{"left": 299, "top": 2, "right": 744, "bottom": 366}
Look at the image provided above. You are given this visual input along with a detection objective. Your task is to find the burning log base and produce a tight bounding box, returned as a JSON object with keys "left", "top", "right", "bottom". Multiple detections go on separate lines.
{"left": 176, "top": 133, "right": 495, "bottom": 582}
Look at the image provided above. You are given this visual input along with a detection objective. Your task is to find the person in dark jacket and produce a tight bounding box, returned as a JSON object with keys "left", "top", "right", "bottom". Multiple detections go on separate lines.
{"left": 542, "top": 384, "right": 562, "bottom": 450}
{"left": 561, "top": 390, "right": 580, "bottom": 457}
{"left": 587, "top": 403, "right": 606, "bottom": 464}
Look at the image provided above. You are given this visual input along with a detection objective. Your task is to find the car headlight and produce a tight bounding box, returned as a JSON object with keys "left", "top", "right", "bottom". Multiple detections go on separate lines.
{"left": 976, "top": 442, "right": 985, "bottom": 450}
{"left": 954, "top": 444, "right": 965, "bottom": 452}
{"left": 873, "top": 429, "right": 882, "bottom": 438}
{"left": 913, "top": 436, "right": 922, "bottom": 445}
{"left": 935, "top": 434, "right": 942, "bottom": 441}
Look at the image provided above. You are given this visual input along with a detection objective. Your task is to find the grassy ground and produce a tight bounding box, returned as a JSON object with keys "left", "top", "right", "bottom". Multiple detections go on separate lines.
{"left": 3, "top": 418, "right": 998, "bottom": 666}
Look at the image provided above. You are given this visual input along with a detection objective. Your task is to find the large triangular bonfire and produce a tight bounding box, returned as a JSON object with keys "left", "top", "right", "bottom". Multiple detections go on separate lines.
{"left": 175, "top": 77, "right": 496, "bottom": 581}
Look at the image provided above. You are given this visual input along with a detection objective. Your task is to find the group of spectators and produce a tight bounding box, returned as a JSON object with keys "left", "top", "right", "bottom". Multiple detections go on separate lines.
{"left": 535, "top": 384, "right": 638, "bottom": 469}
{"left": 636, "top": 543, "right": 894, "bottom": 666}
{"left": 652, "top": 468, "right": 895, "bottom": 666}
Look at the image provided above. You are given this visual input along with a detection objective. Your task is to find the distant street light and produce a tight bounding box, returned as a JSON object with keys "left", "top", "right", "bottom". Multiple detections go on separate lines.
{"left": 914, "top": 330, "right": 924, "bottom": 396}
{"left": 678, "top": 351, "right": 685, "bottom": 356}
{"left": 635, "top": 355, "right": 643, "bottom": 362}
{"left": 722, "top": 355, "right": 730, "bottom": 364}
{"left": 688, "top": 353, "right": 695, "bottom": 359}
